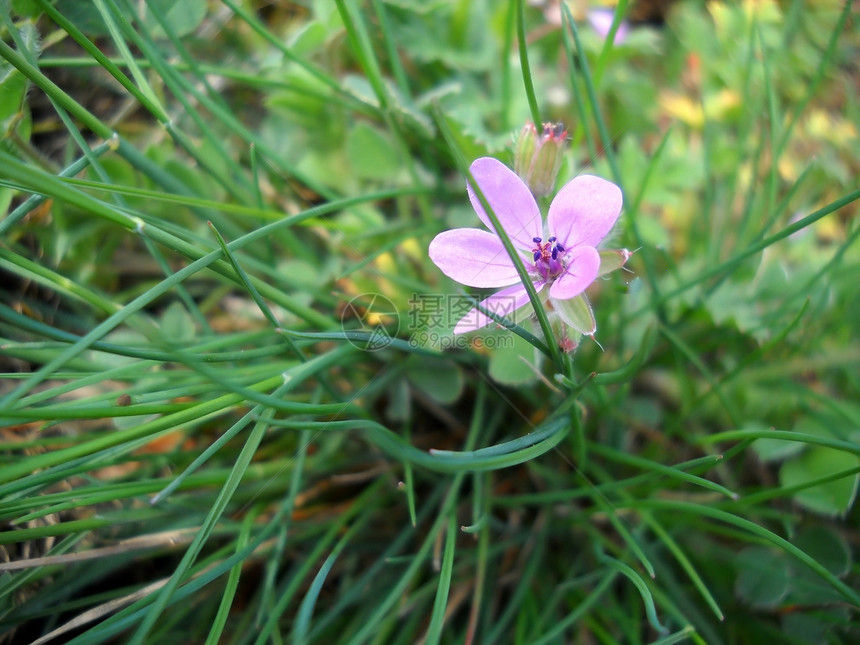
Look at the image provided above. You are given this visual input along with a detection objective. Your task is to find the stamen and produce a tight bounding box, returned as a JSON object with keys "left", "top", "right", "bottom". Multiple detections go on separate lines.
{"left": 531, "top": 236, "right": 568, "bottom": 282}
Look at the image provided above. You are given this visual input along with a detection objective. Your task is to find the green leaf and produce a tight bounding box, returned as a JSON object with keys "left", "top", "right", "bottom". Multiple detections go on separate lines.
{"left": 750, "top": 420, "right": 806, "bottom": 463}
{"left": 488, "top": 331, "right": 540, "bottom": 386}
{"left": 287, "top": 20, "right": 329, "bottom": 57}
{"left": 392, "top": 3, "right": 494, "bottom": 70}
{"left": 789, "top": 525, "right": 852, "bottom": 603}
{"left": 0, "top": 187, "right": 13, "bottom": 217}
{"left": 93, "top": 329, "right": 149, "bottom": 368}
{"left": 385, "top": 377, "right": 411, "bottom": 422}
{"left": 333, "top": 203, "right": 385, "bottom": 234}
{"left": 341, "top": 74, "right": 433, "bottom": 138}
{"left": 11, "top": 0, "right": 41, "bottom": 17}
{"left": 346, "top": 122, "right": 400, "bottom": 180}
{"left": 161, "top": 302, "right": 196, "bottom": 344}
{"left": 53, "top": 0, "right": 108, "bottom": 35}
{"left": 0, "top": 32, "right": 35, "bottom": 134}
{"left": 780, "top": 609, "right": 849, "bottom": 645}
{"left": 706, "top": 279, "right": 766, "bottom": 339}
{"left": 734, "top": 546, "right": 791, "bottom": 608}
{"left": 406, "top": 356, "right": 464, "bottom": 404}
{"left": 794, "top": 526, "right": 851, "bottom": 577}
{"left": 779, "top": 443, "right": 860, "bottom": 517}
{"left": 425, "top": 112, "right": 488, "bottom": 167}
{"left": 142, "top": 0, "right": 207, "bottom": 38}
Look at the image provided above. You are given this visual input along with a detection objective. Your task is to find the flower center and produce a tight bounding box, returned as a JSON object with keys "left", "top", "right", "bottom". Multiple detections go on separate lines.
{"left": 531, "top": 236, "right": 565, "bottom": 281}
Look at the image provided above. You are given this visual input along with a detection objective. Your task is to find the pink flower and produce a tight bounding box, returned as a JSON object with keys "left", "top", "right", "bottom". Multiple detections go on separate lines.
{"left": 587, "top": 8, "right": 630, "bottom": 45}
{"left": 429, "top": 157, "right": 625, "bottom": 336}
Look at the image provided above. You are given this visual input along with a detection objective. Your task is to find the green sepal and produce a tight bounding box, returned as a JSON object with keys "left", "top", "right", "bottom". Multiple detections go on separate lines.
{"left": 553, "top": 294, "right": 596, "bottom": 335}
{"left": 597, "top": 248, "right": 631, "bottom": 277}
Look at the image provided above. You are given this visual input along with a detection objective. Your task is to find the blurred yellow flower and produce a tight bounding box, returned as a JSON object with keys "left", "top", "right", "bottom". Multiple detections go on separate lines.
{"left": 710, "top": 0, "right": 782, "bottom": 31}
{"left": 659, "top": 90, "right": 741, "bottom": 128}
{"left": 806, "top": 109, "right": 858, "bottom": 145}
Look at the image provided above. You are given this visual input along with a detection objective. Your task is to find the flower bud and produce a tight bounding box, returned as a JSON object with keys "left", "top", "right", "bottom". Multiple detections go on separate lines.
{"left": 514, "top": 122, "right": 568, "bottom": 198}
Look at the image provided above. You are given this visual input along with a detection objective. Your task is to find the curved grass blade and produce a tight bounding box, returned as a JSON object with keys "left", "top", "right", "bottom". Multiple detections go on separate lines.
{"left": 598, "top": 554, "right": 668, "bottom": 635}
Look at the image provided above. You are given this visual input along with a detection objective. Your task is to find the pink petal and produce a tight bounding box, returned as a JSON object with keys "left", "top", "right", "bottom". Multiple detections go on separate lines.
{"left": 547, "top": 175, "right": 622, "bottom": 249}
{"left": 548, "top": 246, "right": 600, "bottom": 300}
{"left": 429, "top": 229, "right": 525, "bottom": 288}
{"left": 467, "top": 157, "right": 542, "bottom": 250}
{"left": 454, "top": 282, "right": 543, "bottom": 335}
{"left": 587, "top": 9, "right": 630, "bottom": 44}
